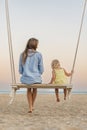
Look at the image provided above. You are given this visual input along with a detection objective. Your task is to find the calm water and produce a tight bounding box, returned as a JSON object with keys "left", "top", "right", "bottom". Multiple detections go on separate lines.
{"left": 0, "top": 89, "right": 87, "bottom": 94}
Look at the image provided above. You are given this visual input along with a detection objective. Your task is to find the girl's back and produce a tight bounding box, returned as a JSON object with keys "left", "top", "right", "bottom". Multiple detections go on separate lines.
{"left": 54, "top": 68, "right": 68, "bottom": 84}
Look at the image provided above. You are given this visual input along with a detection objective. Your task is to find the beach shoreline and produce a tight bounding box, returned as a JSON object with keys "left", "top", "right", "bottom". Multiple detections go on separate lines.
{"left": 0, "top": 94, "right": 87, "bottom": 130}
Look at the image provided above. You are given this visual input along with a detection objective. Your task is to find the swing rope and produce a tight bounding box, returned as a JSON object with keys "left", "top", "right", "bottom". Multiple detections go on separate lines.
{"left": 70, "top": 0, "right": 87, "bottom": 84}
{"left": 5, "top": 0, "right": 16, "bottom": 84}
{"left": 5, "top": 0, "right": 87, "bottom": 91}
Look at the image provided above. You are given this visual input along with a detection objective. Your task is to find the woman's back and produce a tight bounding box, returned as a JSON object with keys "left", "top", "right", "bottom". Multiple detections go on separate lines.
{"left": 19, "top": 49, "right": 44, "bottom": 84}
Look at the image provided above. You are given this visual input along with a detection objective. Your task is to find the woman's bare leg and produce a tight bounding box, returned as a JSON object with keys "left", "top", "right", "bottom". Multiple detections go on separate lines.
{"left": 55, "top": 88, "right": 60, "bottom": 102}
{"left": 27, "top": 88, "right": 33, "bottom": 112}
{"left": 32, "top": 88, "right": 37, "bottom": 107}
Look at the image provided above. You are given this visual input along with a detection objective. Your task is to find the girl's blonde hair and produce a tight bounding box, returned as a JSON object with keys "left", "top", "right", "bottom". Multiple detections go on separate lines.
{"left": 51, "top": 59, "right": 60, "bottom": 69}
{"left": 22, "top": 38, "right": 38, "bottom": 64}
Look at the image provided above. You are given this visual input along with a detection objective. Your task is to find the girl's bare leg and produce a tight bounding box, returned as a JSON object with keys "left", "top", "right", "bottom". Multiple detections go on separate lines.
{"left": 32, "top": 88, "right": 37, "bottom": 108}
{"left": 64, "top": 88, "right": 67, "bottom": 100}
{"left": 55, "top": 88, "right": 60, "bottom": 102}
{"left": 27, "top": 88, "right": 33, "bottom": 112}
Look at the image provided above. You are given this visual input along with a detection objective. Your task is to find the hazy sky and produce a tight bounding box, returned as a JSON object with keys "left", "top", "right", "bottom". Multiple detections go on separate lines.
{"left": 0, "top": 0, "right": 87, "bottom": 91}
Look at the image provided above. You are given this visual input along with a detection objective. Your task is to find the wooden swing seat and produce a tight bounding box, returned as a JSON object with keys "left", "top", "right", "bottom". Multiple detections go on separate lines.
{"left": 8, "top": 83, "right": 72, "bottom": 105}
{"left": 11, "top": 83, "right": 72, "bottom": 90}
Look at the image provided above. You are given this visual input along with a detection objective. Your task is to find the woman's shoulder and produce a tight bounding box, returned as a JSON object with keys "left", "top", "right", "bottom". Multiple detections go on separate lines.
{"left": 36, "top": 51, "right": 42, "bottom": 54}
{"left": 35, "top": 51, "right": 43, "bottom": 57}
{"left": 19, "top": 52, "right": 23, "bottom": 59}
{"left": 20, "top": 52, "right": 23, "bottom": 56}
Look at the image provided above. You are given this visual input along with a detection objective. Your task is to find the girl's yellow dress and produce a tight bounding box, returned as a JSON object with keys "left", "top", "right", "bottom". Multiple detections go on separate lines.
{"left": 54, "top": 68, "right": 68, "bottom": 84}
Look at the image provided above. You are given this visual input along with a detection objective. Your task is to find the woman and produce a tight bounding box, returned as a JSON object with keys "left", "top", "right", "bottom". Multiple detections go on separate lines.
{"left": 19, "top": 38, "right": 44, "bottom": 113}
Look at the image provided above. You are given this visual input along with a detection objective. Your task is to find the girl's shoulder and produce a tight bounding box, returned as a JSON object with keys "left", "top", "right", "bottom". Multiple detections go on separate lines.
{"left": 60, "top": 68, "right": 66, "bottom": 73}
{"left": 59, "top": 67, "right": 65, "bottom": 70}
{"left": 54, "top": 67, "right": 63, "bottom": 70}
{"left": 54, "top": 68, "right": 64, "bottom": 72}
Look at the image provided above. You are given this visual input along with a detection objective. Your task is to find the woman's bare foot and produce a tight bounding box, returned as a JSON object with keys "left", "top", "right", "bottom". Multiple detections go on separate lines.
{"left": 64, "top": 97, "right": 66, "bottom": 100}
{"left": 28, "top": 110, "right": 32, "bottom": 113}
{"left": 56, "top": 98, "right": 60, "bottom": 102}
{"left": 32, "top": 107, "right": 34, "bottom": 110}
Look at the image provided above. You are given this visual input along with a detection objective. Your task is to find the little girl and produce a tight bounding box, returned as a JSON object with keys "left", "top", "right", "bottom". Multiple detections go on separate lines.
{"left": 49, "top": 59, "right": 73, "bottom": 102}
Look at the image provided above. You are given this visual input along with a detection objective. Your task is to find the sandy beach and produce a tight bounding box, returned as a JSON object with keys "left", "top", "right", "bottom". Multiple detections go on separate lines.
{"left": 0, "top": 93, "right": 87, "bottom": 130}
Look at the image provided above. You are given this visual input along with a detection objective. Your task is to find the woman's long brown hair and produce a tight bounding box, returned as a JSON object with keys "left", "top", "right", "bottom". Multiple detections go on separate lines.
{"left": 22, "top": 38, "right": 38, "bottom": 64}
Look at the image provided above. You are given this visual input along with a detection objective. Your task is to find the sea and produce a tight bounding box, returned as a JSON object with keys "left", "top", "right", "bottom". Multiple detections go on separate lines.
{"left": 0, "top": 89, "right": 87, "bottom": 94}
